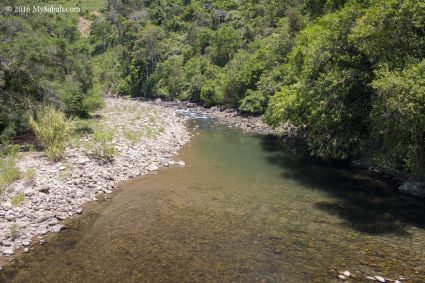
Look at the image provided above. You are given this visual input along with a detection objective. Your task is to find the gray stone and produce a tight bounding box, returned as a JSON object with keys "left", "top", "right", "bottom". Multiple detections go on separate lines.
{"left": 23, "top": 179, "right": 36, "bottom": 188}
{"left": 52, "top": 224, "right": 66, "bottom": 233}
{"left": 37, "top": 225, "right": 49, "bottom": 235}
{"left": 399, "top": 181, "right": 425, "bottom": 198}
{"left": 2, "top": 203, "right": 12, "bottom": 211}
{"left": 1, "top": 240, "right": 11, "bottom": 246}
{"left": 23, "top": 247, "right": 29, "bottom": 253}
{"left": 2, "top": 248, "right": 14, "bottom": 256}
{"left": 35, "top": 215, "right": 50, "bottom": 223}
{"left": 55, "top": 212, "right": 68, "bottom": 220}
{"left": 4, "top": 210, "right": 16, "bottom": 221}
{"left": 22, "top": 241, "right": 31, "bottom": 247}
{"left": 39, "top": 187, "right": 50, "bottom": 194}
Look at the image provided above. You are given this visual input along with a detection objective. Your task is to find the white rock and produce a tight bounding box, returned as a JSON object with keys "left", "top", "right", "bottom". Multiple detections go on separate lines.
{"left": 22, "top": 241, "right": 31, "bottom": 247}
{"left": 365, "top": 276, "right": 376, "bottom": 281}
{"left": 342, "top": 271, "right": 351, "bottom": 277}
{"left": 37, "top": 226, "right": 49, "bottom": 235}
{"left": 2, "top": 203, "right": 12, "bottom": 210}
{"left": 52, "top": 224, "right": 66, "bottom": 233}
{"left": 3, "top": 248, "right": 14, "bottom": 256}
{"left": 338, "top": 274, "right": 347, "bottom": 280}
{"left": 23, "top": 247, "right": 29, "bottom": 253}
{"left": 177, "top": 161, "right": 185, "bottom": 166}
{"left": 4, "top": 210, "right": 16, "bottom": 221}
{"left": 375, "top": 276, "right": 385, "bottom": 283}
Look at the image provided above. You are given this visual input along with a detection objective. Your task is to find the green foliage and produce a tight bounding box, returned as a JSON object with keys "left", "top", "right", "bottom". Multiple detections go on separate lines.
{"left": 10, "top": 224, "right": 20, "bottom": 240}
{"left": 0, "top": 157, "right": 21, "bottom": 190}
{"left": 1, "top": 0, "right": 104, "bottom": 139}
{"left": 11, "top": 192, "right": 25, "bottom": 206}
{"left": 87, "top": 128, "right": 116, "bottom": 160}
{"left": 23, "top": 167, "right": 36, "bottom": 180}
{"left": 209, "top": 25, "right": 241, "bottom": 67}
{"left": 369, "top": 60, "right": 425, "bottom": 177}
{"left": 349, "top": 0, "right": 425, "bottom": 68}
{"left": 29, "top": 106, "right": 75, "bottom": 162}
{"left": 200, "top": 79, "right": 224, "bottom": 106}
{"left": 267, "top": 4, "right": 371, "bottom": 159}
{"left": 239, "top": 90, "right": 267, "bottom": 114}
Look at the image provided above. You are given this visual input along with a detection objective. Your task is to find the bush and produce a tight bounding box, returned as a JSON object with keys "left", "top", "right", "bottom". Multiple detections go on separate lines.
{"left": 86, "top": 128, "right": 116, "bottom": 160}
{"left": 200, "top": 80, "right": 223, "bottom": 106}
{"left": 29, "top": 106, "right": 75, "bottom": 161}
{"left": 239, "top": 90, "right": 267, "bottom": 114}
{"left": 0, "top": 157, "right": 21, "bottom": 190}
{"left": 369, "top": 61, "right": 425, "bottom": 177}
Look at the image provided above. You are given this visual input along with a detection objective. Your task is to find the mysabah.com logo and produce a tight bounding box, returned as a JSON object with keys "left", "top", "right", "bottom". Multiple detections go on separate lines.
{"left": 4, "top": 5, "right": 81, "bottom": 14}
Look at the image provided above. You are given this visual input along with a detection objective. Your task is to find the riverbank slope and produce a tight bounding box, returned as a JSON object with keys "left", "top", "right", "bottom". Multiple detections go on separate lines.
{"left": 0, "top": 98, "right": 191, "bottom": 258}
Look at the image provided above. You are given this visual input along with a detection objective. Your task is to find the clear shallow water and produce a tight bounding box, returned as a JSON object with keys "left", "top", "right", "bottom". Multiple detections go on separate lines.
{"left": 2, "top": 119, "right": 425, "bottom": 282}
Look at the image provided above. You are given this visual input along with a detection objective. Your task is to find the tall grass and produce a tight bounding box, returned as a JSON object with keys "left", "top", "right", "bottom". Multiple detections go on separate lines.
{"left": 29, "top": 106, "right": 75, "bottom": 162}
{"left": 0, "top": 158, "right": 21, "bottom": 190}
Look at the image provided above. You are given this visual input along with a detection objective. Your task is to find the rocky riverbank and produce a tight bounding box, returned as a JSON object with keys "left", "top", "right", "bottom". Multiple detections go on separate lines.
{"left": 150, "top": 99, "right": 289, "bottom": 135}
{"left": 0, "top": 98, "right": 191, "bottom": 258}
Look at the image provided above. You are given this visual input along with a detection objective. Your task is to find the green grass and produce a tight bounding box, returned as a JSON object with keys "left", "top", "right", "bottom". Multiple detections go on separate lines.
{"left": 23, "top": 167, "right": 36, "bottom": 180}
{"left": 85, "top": 127, "right": 116, "bottom": 159}
{"left": 77, "top": 0, "right": 107, "bottom": 12}
{"left": 29, "top": 106, "right": 75, "bottom": 162}
{"left": 11, "top": 192, "right": 25, "bottom": 206}
{"left": 10, "top": 224, "right": 20, "bottom": 240}
{"left": 0, "top": 158, "right": 21, "bottom": 190}
{"left": 123, "top": 128, "right": 142, "bottom": 144}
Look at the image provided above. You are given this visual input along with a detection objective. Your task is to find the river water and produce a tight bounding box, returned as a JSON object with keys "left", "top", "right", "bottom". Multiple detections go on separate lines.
{"left": 2, "top": 119, "right": 425, "bottom": 282}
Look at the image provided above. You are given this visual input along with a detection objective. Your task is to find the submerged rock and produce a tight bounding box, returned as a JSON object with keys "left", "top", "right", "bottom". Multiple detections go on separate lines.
{"left": 399, "top": 181, "right": 425, "bottom": 198}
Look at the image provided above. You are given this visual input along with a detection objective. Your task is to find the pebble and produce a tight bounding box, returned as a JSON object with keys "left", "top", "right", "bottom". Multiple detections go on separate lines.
{"left": 342, "top": 271, "right": 351, "bottom": 277}
{"left": 22, "top": 241, "right": 31, "bottom": 247}
{"left": 177, "top": 161, "right": 185, "bottom": 166}
{"left": 2, "top": 248, "right": 14, "bottom": 256}
{"left": 375, "top": 276, "right": 385, "bottom": 282}
{"left": 338, "top": 274, "right": 347, "bottom": 280}
{"left": 23, "top": 247, "right": 29, "bottom": 253}
{"left": 4, "top": 211, "right": 16, "bottom": 221}
{"left": 52, "top": 224, "right": 66, "bottom": 233}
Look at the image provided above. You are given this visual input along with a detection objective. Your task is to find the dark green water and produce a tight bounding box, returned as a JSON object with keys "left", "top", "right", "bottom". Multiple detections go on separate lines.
{"left": 2, "top": 120, "right": 425, "bottom": 282}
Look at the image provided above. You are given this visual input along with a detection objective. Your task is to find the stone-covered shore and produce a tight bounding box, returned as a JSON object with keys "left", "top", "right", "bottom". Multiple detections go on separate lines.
{"left": 0, "top": 98, "right": 191, "bottom": 258}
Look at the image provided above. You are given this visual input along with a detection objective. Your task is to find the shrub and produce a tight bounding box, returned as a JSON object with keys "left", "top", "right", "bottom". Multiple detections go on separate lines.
{"left": 29, "top": 106, "right": 75, "bottom": 162}
{"left": 239, "top": 90, "right": 267, "bottom": 114}
{"left": 87, "top": 128, "right": 116, "bottom": 160}
{"left": 10, "top": 224, "right": 20, "bottom": 240}
{"left": 0, "top": 158, "right": 21, "bottom": 190}
{"left": 23, "top": 167, "right": 36, "bottom": 180}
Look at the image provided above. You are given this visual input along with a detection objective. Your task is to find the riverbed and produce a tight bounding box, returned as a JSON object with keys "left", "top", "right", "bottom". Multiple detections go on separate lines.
{"left": 2, "top": 119, "right": 424, "bottom": 282}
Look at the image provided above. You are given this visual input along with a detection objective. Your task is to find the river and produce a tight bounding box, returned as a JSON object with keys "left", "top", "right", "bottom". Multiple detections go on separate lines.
{"left": 2, "top": 119, "right": 425, "bottom": 282}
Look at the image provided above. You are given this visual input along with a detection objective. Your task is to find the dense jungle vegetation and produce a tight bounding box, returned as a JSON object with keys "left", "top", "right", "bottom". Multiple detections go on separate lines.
{"left": 1, "top": 0, "right": 424, "bottom": 179}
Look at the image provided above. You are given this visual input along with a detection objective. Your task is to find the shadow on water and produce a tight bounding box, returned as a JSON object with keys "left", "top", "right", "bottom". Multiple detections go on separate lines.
{"left": 259, "top": 134, "right": 425, "bottom": 236}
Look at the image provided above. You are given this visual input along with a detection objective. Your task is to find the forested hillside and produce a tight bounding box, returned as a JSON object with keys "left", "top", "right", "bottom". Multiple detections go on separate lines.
{"left": 1, "top": 0, "right": 424, "bottom": 179}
